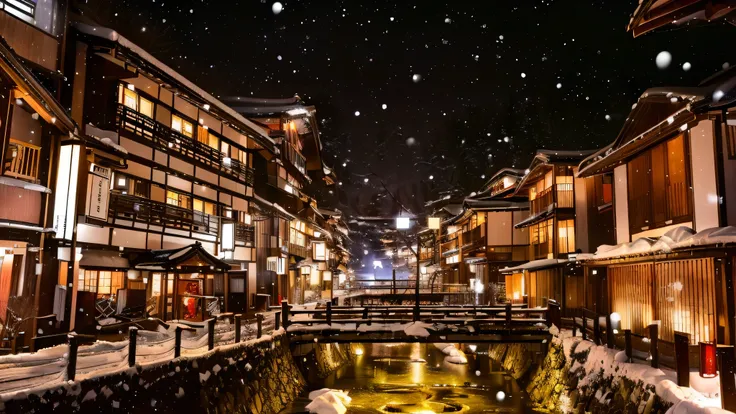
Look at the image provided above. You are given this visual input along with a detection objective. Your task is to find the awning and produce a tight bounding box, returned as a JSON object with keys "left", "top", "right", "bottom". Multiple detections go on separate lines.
{"left": 500, "top": 259, "right": 569, "bottom": 274}
{"left": 0, "top": 176, "right": 51, "bottom": 194}
{"left": 80, "top": 250, "right": 130, "bottom": 269}
{"left": 131, "top": 242, "right": 229, "bottom": 272}
{"left": 514, "top": 204, "right": 554, "bottom": 229}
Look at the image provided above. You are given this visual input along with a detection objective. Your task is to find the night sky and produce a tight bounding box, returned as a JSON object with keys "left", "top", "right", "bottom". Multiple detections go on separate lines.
{"left": 81, "top": 0, "right": 736, "bottom": 224}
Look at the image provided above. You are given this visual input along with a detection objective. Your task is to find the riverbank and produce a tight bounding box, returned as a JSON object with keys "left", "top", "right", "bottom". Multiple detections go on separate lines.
{"left": 489, "top": 329, "right": 731, "bottom": 414}
{"left": 0, "top": 333, "right": 313, "bottom": 414}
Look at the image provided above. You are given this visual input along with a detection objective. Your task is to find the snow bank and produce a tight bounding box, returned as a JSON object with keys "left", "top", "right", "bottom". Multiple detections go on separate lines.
{"left": 305, "top": 389, "right": 351, "bottom": 414}
{"left": 558, "top": 332, "right": 727, "bottom": 413}
{"left": 581, "top": 226, "right": 736, "bottom": 261}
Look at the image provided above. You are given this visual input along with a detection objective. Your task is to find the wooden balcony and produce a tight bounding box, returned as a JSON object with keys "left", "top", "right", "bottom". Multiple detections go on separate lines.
{"left": 289, "top": 243, "right": 310, "bottom": 260}
{"left": 461, "top": 226, "right": 484, "bottom": 250}
{"left": 486, "top": 246, "right": 528, "bottom": 262}
{"left": 117, "top": 104, "right": 254, "bottom": 186}
{"left": 3, "top": 139, "right": 40, "bottom": 183}
{"left": 234, "top": 222, "right": 255, "bottom": 244}
{"left": 530, "top": 184, "right": 574, "bottom": 215}
{"left": 280, "top": 140, "right": 307, "bottom": 175}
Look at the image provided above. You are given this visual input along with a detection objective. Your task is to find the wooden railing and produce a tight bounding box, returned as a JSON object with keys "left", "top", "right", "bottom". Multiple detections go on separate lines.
{"left": 288, "top": 242, "right": 310, "bottom": 259}
{"left": 461, "top": 225, "right": 484, "bottom": 249}
{"left": 109, "top": 193, "right": 249, "bottom": 238}
{"left": 280, "top": 140, "right": 307, "bottom": 175}
{"left": 486, "top": 245, "right": 528, "bottom": 262}
{"left": 234, "top": 222, "right": 255, "bottom": 244}
{"left": 3, "top": 139, "right": 40, "bottom": 182}
{"left": 117, "top": 104, "right": 254, "bottom": 186}
{"left": 530, "top": 186, "right": 554, "bottom": 215}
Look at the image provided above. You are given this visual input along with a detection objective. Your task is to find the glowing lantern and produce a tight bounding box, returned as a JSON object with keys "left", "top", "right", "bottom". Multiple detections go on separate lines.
{"left": 700, "top": 341, "right": 717, "bottom": 378}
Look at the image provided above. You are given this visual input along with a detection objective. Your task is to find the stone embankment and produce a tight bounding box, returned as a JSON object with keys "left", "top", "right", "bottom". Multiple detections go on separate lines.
{"left": 0, "top": 334, "right": 351, "bottom": 414}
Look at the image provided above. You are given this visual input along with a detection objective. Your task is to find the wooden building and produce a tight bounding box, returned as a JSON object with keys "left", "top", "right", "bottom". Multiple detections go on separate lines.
{"left": 576, "top": 76, "right": 736, "bottom": 346}
{"left": 438, "top": 169, "right": 530, "bottom": 304}
{"left": 51, "top": 21, "right": 282, "bottom": 330}
{"left": 224, "top": 97, "right": 339, "bottom": 305}
{"left": 628, "top": 0, "right": 736, "bottom": 37}
{"left": 500, "top": 149, "right": 614, "bottom": 315}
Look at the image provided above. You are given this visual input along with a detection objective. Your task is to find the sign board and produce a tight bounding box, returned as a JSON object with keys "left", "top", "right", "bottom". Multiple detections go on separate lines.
{"left": 85, "top": 164, "right": 111, "bottom": 221}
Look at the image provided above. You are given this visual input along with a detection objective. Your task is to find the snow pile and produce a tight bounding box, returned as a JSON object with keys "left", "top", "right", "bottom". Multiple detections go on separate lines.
{"left": 305, "top": 388, "right": 351, "bottom": 414}
{"left": 580, "top": 226, "right": 736, "bottom": 261}
{"left": 433, "top": 343, "right": 468, "bottom": 364}
{"left": 403, "top": 322, "right": 432, "bottom": 337}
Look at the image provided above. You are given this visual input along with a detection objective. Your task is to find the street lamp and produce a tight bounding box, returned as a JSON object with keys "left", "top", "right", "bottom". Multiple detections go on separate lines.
{"left": 396, "top": 216, "right": 420, "bottom": 321}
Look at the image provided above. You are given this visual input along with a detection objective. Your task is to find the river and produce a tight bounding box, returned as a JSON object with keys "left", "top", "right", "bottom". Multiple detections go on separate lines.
{"left": 283, "top": 343, "right": 536, "bottom": 413}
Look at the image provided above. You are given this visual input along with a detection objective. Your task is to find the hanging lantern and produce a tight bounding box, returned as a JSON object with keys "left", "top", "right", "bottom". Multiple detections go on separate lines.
{"left": 699, "top": 341, "right": 717, "bottom": 378}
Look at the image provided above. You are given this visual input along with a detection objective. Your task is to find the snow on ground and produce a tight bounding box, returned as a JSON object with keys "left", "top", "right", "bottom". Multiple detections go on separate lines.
{"left": 555, "top": 330, "right": 730, "bottom": 413}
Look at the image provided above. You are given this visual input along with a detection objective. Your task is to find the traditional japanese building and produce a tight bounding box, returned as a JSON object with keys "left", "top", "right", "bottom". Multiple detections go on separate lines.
{"left": 49, "top": 20, "right": 282, "bottom": 330}
{"left": 499, "top": 149, "right": 614, "bottom": 315}
{"left": 225, "top": 96, "right": 338, "bottom": 305}
{"left": 628, "top": 0, "right": 736, "bottom": 37}
{"left": 438, "top": 169, "right": 530, "bottom": 304}
{"left": 576, "top": 72, "right": 736, "bottom": 347}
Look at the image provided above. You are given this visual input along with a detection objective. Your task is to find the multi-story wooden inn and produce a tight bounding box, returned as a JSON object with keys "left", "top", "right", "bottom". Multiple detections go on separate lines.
{"left": 576, "top": 71, "right": 736, "bottom": 347}
{"left": 499, "top": 149, "right": 616, "bottom": 315}
{"left": 46, "top": 21, "right": 289, "bottom": 331}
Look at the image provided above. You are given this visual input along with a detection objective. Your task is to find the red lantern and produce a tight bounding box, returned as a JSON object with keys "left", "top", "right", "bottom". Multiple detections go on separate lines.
{"left": 700, "top": 342, "right": 717, "bottom": 378}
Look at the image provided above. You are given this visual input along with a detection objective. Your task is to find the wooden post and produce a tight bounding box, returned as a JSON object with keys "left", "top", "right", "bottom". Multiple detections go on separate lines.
{"left": 175, "top": 326, "right": 184, "bottom": 358}
{"left": 207, "top": 318, "right": 216, "bottom": 350}
{"left": 362, "top": 307, "right": 368, "bottom": 321}
{"left": 581, "top": 314, "right": 588, "bottom": 341}
{"left": 275, "top": 311, "right": 281, "bottom": 331}
{"left": 505, "top": 302, "right": 512, "bottom": 329}
{"left": 234, "top": 314, "right": 242, "bottom": 343}
{"left": 281, "top": 300, "right": 289, "bottom": 329}
{"left": 717, "top": 345, "right": 736, "bottom": 412}
{"left": 12, "top": 332, "right": 25, "bottom": 354}
{"left": 392, "top": 269, "right": 396, "bottom": 295}
{"left": 256, "top": 313, "right": 263, "bottom": 339}
{"left": 624, "top": 329, "right": 632, "bottom": 362}
{"left": 673, "top": 331, "right": 690, "bottom": 387}
{"left": 593, "top": 315, "right": 601, "bottom": 345}
{"left": 128, "top": 328, "right": 138, "bottom": 367}
{"left": 605, "top": 314, "right": 614, "bottom": 349}
{"left": 326, "top": 302, "right": 332, "bottom": 326}
{"left": 67, "top": 334, "right": 78, "bottom": 381}
{"left": 650, "top": 324, "right": 659, "bottom": 369}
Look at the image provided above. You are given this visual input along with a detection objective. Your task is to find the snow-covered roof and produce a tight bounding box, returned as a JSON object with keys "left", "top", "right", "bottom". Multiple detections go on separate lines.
{"left": 500, "top": 259, "right": 569, "bottom": 274}
{"left": 74, "top": 22, "right": 276, "bottom": 151}
{"left": 514, "top": 149, "right": 597, "bottom": 194}
{"left": 579, "top": 226, "right": 736, "bottom": 262}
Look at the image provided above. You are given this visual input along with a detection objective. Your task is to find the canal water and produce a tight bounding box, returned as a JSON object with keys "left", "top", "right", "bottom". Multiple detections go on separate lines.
{"left": 283, "top": 343, "right": 536, "bottom": 413}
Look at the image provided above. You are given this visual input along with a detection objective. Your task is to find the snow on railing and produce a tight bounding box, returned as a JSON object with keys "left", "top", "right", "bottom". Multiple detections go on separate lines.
{"left": 0, "top": 313, "right": 278, "bottom": 397}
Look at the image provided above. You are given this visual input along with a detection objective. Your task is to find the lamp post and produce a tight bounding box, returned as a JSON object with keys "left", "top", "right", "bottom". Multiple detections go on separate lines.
{"left": 396, "top": 216, "right": 421, "bottom": 321}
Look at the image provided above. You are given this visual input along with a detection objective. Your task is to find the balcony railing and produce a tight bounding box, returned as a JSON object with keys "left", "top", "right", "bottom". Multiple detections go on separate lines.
{"left": 3, "top": 139, "right": 40, "bottom": 183}
{"left": 461, "top": 226, "right": 484, "bottom": 249}
{"left": 486, "top": 245, "right": 528, "bottom": 262}
{"left": 280, "top": 140, "right": 307, "bottom": 175}
{"left": 117, "top": 104, "right": 254, "bottom": 186}
{"left": 530, "top": 184, "right": 574, "bottom": 215}
{"left": 289, "top": 243, "right": 310, "bottom": 260}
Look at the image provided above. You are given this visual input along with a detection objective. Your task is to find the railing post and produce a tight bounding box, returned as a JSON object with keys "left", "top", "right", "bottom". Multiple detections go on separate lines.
{"left": 718, "top": 345, "right": 736, "bottom": 412}
{"left": 256, "top": 313, "right": 263, "bottom": 339}
{"left": 67, "top": 334, "right": 78, "bottom": 382}
{"left": 175, "top": 326, "right": 184, "bottom": 358}
{"left": 128, "top": 328, "right": 138, "bottom": 367}
{"left": 12, "top": 331, "right": 25, "bottom": 355}
{"left": 505, "top": 303, "right": 512, "bottom": 329}
{"left": 650, "top": 324, "right": 659, "bottom": 369}
{"left": 605, "top": 314, "right": 614, "bottom": 349}
{"left": 581, "top": 314, "right": 588, "bottom": 341}
{"left": 673, "top": 332, "right": 690, "bottom": 387}
{"left": 275, "top": 311, "right": 281, "bottom": 331}
{"left": 326, "top": 302, "right": 332, "bottom": 326}
{"left": 234, "top": 314, "right": 242, "bottom": 343}
{"left": 593, "top": 315, "right": 601, "bottom": 345}
{"left": 207, "top": 318, "right": 216, "bottom": 350}
{"left": 624, "top": 329, "right": 632, "bottom": 362}
{"left": 281, "top": 300, "right": 289, "bottom": 330}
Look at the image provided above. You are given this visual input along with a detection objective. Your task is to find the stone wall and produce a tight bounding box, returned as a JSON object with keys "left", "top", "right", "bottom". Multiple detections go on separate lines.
{"left": 292, "top": 342, "right": 354, "bottom": 383}
{"left": 524, "top": 339, "right": 672, "bottom": 413}
{"left": 1, "top": 335, "right": 306, "bottom": 414}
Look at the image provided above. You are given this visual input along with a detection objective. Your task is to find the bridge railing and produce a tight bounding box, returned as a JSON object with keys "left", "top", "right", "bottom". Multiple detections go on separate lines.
{"left": 280, "top": 300, "right": 562, "bottom": 331}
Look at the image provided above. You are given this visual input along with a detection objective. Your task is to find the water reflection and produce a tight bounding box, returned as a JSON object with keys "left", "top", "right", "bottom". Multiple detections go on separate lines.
{"left": 285, "top": 343, "right": 533, "bottom": 413}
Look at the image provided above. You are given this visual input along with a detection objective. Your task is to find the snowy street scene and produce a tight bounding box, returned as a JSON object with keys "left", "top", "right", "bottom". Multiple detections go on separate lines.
{"left": 0, "top": 0, "right": 735, "bottom": 413}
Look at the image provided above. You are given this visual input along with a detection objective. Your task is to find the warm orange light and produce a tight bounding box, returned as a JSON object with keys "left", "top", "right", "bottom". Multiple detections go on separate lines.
{"left": 289, "top": 121, "right": 297, "bottom": 131}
